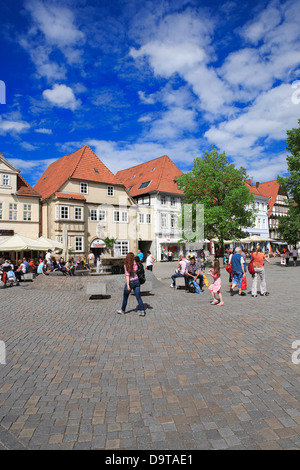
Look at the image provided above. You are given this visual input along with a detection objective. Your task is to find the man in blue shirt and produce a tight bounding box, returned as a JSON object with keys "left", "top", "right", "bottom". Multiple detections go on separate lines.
{"left": 230, "top": 247, "right": 246, "bottom": 296}
{"left": 137, "top": 249, "right": 144, "bottom": 262}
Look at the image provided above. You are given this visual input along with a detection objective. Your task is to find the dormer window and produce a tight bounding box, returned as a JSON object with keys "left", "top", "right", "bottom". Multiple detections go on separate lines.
{"left": 80, "top": 182, "right": 88, "bottom": 194}
{"left": 138, "top": 181, "right": 151, "bottom": 190}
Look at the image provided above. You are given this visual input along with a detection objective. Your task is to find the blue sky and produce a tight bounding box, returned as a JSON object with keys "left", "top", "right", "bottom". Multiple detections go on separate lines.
{"left": 0, "top": 0, "right": 300, "bottom": 187}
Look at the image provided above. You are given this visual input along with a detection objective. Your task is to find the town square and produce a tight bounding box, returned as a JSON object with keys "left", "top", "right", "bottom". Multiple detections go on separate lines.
{"left": 1, "top": 0, "right": 300, "bottom": 455}
{"left": 1, "top": 258, "right": 300, "bottom": 450}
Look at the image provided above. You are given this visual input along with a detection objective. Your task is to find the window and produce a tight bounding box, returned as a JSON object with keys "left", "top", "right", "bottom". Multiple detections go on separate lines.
{"left": 74, "top": 207, "right": 83, "bottom": 221}
{"left": 107, "top": 185, "right": 114, "bottom": 197}
{"left": 171, "top": 214, "right": 176, "bottom": 229}
{"left": 90, "top": 209, "right": 97, "bottom": 221}
{"left": 60, "top": 206, "right": 69, "bottom": 219}
{"left": 139, "top": 213, "right": 151, "bottom": 224}
{"left": 0, "top": 202, "right": 2, "bottom": 219}
{"left": 75, "top": 236, "right": 84, "bottom": 252}
{"left": 80, "top": 182, "right": 88, "bottom": 194}
{"left": 113, "top": 210, "right": 128, "bottom": 223}
{"left": 137, "top": 195, "right": 150, "bottom": 206}
{"left": 56, "top": 235, "right": 63, "bottom": 244}
{"left": 23, "top": 204, "right": 32, "bottom": 221}
{"left": 9, "top": 203, "right": 17, "bottom": 221}
{"left": 1, "top": 174, "right": 10, "bottom": 186}
{"left": 114, "top": 241, "right": 129, "bottom": 257}
{"left": 170, "top": 197, "right": 176, "bottom": 207}
{"left": 90, "top": 208, "right": 106, "bottom": 221}
{"left": 161, "top": 195, "right": 166, "bottom": 205}
{"left": 138, "top": 181, "right": 151, "bottom": 190}
{"left": 161, "top": 213, "right": 167, "bottom": 229}
{"left": 127, "top": 186, "right": 132, "bottom": 192}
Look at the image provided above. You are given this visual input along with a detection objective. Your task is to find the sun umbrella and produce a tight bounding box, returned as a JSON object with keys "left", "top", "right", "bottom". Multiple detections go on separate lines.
{"left": 0, "top": 234, "right": 48, "bottom": 251}
{"left": 37, "top": 236, "right": 64, "bottom": 250}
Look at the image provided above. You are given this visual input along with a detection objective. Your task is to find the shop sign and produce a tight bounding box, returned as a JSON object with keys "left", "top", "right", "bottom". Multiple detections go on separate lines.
{"left": 91, "top": 238, "right": 106, "bottom": 248}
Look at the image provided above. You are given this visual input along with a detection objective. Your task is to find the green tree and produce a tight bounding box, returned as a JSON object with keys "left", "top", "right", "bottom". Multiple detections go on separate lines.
{"left": 277, "top": 119, "right": 300, "bottom": 244}
{"left": 278, "top": 119, "right": 300, "bottom": 208}
{"left": 277, "top": 204, "right": 300, "bottom": 246}
{"left": 176, "top": 148, "right": 256, "bottom": 254}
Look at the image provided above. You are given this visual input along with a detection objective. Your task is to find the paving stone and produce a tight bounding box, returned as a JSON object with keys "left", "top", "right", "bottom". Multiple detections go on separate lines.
{"left": 1, "top": 259, "right": 300, "bottom": 449}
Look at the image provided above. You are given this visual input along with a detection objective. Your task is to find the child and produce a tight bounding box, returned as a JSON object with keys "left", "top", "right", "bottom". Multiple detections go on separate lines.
{"left": 200, "top": 256, "right": 206, "bottom": 273}
{"left": 207, "top": 260, "right": 224, "bottom": 306}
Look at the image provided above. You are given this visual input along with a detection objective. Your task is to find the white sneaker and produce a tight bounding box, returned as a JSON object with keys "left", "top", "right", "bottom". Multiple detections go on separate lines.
{"left": 170, "top": 284, "right": 175, "bottom": 288}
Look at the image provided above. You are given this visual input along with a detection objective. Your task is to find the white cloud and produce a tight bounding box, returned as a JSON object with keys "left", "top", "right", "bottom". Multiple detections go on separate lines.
{"left": 0, "top": 118, "right": 30, "bottom": 135}
{"left": 25, "top": 0, "right": 85, "bottom": 48}
{"left": 34, "top": 127, "right": 53, "bottom": 135}
{"left": 42, "top": 84, "right": 81, "bottom": 111}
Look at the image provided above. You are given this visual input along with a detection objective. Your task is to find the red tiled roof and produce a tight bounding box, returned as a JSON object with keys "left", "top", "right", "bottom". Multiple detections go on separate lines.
{"left": 17, "top": 174, "right": 40, "bottom": 198}
{"left": 258, "top": 180, "right": 282, "bottom": 216}
{"left": 55, "top": 192, "right": 86, "bottom": 201}
{"left": 34, "top": 145, "right": 123, "bottom": 200}
{"left": 116, "top": 155, "right": 184, "bottom": 197}
{"left": 245, "top": 181, "right": 269, "bottom": 199}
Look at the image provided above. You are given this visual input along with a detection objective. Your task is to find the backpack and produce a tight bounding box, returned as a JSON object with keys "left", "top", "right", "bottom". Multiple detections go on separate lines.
{"left": 248, "top": 260, "right": 255, "bottom": 275}
{"left": 189, "top": 280, "right": 201, "bottom": 294}
{"left": 137, "top": 262, "right": 145, "bottom": 285}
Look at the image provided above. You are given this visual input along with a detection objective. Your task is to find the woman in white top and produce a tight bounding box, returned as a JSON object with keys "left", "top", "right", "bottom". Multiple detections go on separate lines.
{"left": 146, "top": 251, "right": 156, "bottom": 271}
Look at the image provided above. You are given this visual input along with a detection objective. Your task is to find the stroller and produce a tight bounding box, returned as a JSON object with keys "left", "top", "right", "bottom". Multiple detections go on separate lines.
{"left": 0, "top": 266, "right": 19, "bottom": 287}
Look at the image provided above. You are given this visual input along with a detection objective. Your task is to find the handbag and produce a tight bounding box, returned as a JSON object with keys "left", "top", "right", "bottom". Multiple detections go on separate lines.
{"left": 225, "top": 264, "right": 232, "bottom": 274}
{"left": 248, "top": 261, "right": 255, "bottom": 275}
{"left": 241, "top": 276, "right": 247, "bottom": 290}
{"left": 281, "top": 258, "right": 286, "bottom": 265}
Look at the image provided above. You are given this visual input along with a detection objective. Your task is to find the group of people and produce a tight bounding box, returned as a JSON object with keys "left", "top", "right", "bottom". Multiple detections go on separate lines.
{"left": 38, "top": 249, "right": 89, "bottom": 276}
{"left": 281, "top": 247, "right": 298, "bottom": 266}
{"left": 0, "top": 256, "right": 38, "bottom": 283}
{"left": 137, "top": 249, "right": 156, "bottom": 271}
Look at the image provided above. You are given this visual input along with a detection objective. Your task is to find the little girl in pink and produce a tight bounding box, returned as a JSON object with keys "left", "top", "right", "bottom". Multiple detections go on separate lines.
{"left": 208, "top": 260, "right": 224, "bottom": 306}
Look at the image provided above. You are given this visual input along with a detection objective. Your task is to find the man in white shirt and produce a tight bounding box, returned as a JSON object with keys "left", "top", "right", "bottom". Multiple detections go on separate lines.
{"left": 45, "top": 249, "right": 52, "bottom": 270}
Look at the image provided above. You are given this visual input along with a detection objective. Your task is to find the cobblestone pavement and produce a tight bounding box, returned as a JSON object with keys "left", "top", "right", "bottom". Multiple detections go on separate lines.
{"left": 0, "top": 258, "right": 300, "bottom": 450}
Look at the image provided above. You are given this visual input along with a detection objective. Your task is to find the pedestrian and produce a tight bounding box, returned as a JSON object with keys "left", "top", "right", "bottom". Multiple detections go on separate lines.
{"left": 145, "top": 251, "right": 155, "bottom": 271}
{"left": 284, "top": 249, "right": 290, "bottom": 267}
{"left": 170, "top": 253, "right": 187, "bottom": 288}
{"left": 168, "top": 250, "right": 173, "bottom": 262}
{"left": 117, "top": 252, "right": 145, "bottom": 316}
{"left": 251, "top": 245, "right": 270, "bottom": 297}
{"left": 184, "top": 256, "right": 203, "bottom": 293}
{"left": 230, "top": 247, "right": 247, "bottom": 296}
{"left": 88, "top": 251, "right": 95, "bottom": 267}
{"left": 292, "top": 246, "right": 298, "bottom": 267}
{"left": 207, "top": 259, "right": 224, "bottom": 306}
{"left": 45, "top": 249, "right": 52, "bottom": 270}
{"left": 137, "top": 249, "right": 144, "bottom": 262}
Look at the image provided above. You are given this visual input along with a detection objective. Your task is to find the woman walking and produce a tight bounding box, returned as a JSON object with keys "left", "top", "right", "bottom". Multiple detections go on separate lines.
{"left": 145, "top": 251, "right": 156, "bottom": 271}
{"left": 207, "top": 259, "right": 224, "bottom": 306}
{"left": 117, "top": 252, "right": 145, "bottom": 316}
{"left": 251, "top": 245, "right": 270, "bottom": 297}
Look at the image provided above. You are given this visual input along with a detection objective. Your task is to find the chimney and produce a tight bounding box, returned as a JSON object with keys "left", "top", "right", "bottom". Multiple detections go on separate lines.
{"left": 256, "top": 182, "right": 260, "bottom": 189}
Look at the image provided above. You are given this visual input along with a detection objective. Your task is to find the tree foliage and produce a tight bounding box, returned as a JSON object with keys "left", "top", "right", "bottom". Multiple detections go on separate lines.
{"left": 277, "top": 119, "right": 300, "bottom": 244}
{"left": 176, "top": 148, "right": 256, "bottom": 251}
{"left": 278, "top": 118, "right": 300, "bottom": 208}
